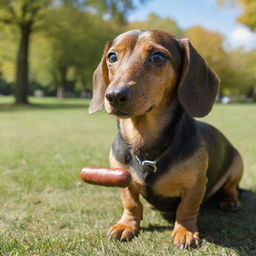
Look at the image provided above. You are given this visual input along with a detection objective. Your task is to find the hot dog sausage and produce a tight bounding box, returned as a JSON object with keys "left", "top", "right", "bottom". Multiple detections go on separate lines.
{"left": 80, "top": 167, "right": 131, "bottom": 187}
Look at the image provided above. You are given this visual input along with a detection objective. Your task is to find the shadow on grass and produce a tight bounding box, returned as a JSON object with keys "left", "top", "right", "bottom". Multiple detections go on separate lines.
{"left": 199, "top": 189, "right": 256, "bottom": 255}
{"left": 141, "top": 190, "right": 256, "bottom": 255}
{"left": 0, "top": 102, "right": 89, "bottom": 112}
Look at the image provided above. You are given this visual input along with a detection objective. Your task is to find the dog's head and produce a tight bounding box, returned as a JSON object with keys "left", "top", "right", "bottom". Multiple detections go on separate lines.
{"left": 89, "top": 30, "right": 219, "bottom": 118}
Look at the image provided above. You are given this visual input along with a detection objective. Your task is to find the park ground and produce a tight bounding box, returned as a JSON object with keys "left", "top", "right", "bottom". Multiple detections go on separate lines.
{"left": 0, "top": 97, "right": 256, "bottom": 256}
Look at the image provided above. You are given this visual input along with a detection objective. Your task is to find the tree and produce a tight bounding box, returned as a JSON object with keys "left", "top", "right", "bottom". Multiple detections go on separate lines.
{"left": 71, "top": 17, "right": 121, "bottom": 95}
{"left": 185, "top": 26, "right": 237, "bottom": 95}
{"left": 238, "top": 0, "right": 256, "bottom": 31}
{"left": 0, "top": 0, "right": 51, "bottom": 104}
{"left": 217, "top": 0, "right": 256, "bottom": 97}
{"left": 185, "top": 26, "right": 225, "bottom": 64}
{"left": 217, "top": 0, "right": 256, "bottom": 31}
{"left": 44, "top": 6, "right": 121, "bottom": 98}
{"left": 226, "top": 49, "right": 256, "bottom": 96}
{"left": 51, "top": 0, "right": 147, "bottom": 97}
{"left": 62, "top": 0, "right": 140, "bottom": 23}
{"left": 185, "top": 27, "right": 227, "bottom": 80}
{"left": 129, "top": 13, "right": 183, "bottom": 37}
{"left": 185, "top": 26, "right": 256, "bottom": 96}
{"left": 0, "top": 0, "right": 146, "bottom": 103}
{"left": 0, "top": 24, "right": 16, "bottom": 83}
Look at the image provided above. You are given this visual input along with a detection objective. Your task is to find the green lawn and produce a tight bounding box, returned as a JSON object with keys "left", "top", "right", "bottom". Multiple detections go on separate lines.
{"left": 0, "top": 97, "right": 255, "bottom": 256}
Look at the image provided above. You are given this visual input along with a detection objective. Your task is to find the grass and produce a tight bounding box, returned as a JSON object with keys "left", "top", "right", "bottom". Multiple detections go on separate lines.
{"left": 0, "top": 96, "right": 256, "bottom": 256}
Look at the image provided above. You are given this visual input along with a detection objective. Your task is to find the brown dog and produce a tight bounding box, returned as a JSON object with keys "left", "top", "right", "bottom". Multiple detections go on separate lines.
{"left": 89, "top": 30, "right": 243, "bottom": 249}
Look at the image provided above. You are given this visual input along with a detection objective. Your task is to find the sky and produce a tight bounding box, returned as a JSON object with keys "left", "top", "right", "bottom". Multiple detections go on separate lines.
{"left": 128, "top": 0, "right": 256, "bottom": 51}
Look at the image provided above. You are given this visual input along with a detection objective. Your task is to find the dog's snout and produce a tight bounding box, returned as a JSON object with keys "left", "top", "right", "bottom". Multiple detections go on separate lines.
{"left": 106, "top": 86, "right": 131, "bottom": 106}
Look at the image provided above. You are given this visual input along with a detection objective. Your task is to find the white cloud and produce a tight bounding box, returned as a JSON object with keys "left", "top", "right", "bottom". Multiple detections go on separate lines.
{"left": 225, "top": 26, "right": 256, "bottom": 51}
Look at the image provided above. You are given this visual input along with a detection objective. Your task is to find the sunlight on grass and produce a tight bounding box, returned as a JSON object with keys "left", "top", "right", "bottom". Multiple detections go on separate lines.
{"left": 0, "top": 97, "right": 255, "bottom": 255}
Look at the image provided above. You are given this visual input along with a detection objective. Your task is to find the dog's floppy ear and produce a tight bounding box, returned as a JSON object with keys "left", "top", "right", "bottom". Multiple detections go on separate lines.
{"left": 177, "top": 38, "right": 220, "bottom": 117}
{"left": 88, "top": 40, "right": 112, "bottom": 114}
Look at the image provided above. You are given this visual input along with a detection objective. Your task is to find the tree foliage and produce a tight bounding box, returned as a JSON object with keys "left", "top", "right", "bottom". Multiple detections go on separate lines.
{"left": 238, "top": 0, "right": 256, "bottom": 31}
{"left": 62, "top": 0, "right": 137, "bottom": 22}
{"left": 0, "top": 24, "right": 16, "bottom": 82}
{"left": 0, "top": 1, "right": 255, "bottom": 100}
{"left": 129, "top": 13, "right": 183, "bottom": 36}
{"left": 185, "top": 26, "right": 255, "bottom": 96}
{"left": 43, "top": 6, "right": 121, "bottom": 97}
{"left": 0, "top": 0, "right": 52, "bottom": 103}
{"left": 0, "top": 0, "right": 144, "bottom": 102}
{"left": 185, "top": 26, "right": 226, "bottom": 68}
{"left": 217, "top": 0, "right": 256, "bottom": 31}
{"left": 0, "top": 0, "right": 50, "bottom": 27}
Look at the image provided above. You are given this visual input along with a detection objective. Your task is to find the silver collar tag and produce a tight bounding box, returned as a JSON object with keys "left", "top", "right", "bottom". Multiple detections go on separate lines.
{"left": 135, "top": 155, "right": 157, "bottom": 173}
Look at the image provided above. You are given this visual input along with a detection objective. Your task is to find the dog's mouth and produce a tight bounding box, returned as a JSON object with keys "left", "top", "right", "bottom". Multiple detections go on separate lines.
{"left": 111, "top": 105, "right": 155, "bottom": 118}
{"left": 111, "top": 109, "right": 131, "bottom": 118}
{"left": 145, "top": 105, "right": 155, "bottom": 113}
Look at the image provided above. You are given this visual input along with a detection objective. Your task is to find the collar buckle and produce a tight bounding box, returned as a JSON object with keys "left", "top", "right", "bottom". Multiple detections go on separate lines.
{"left": 135, "top": 155, "right": 157, "bottom": 173}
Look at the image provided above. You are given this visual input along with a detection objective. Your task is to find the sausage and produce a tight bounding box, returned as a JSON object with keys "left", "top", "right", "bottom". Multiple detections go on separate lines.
{"left": 80, "top": 167, "right": 131, "bottom": 187}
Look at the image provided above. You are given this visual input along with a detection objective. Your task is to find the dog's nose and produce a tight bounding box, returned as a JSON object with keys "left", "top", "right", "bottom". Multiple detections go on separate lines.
{"left": 106, "top": 86, "right": 131, "bottom": 106}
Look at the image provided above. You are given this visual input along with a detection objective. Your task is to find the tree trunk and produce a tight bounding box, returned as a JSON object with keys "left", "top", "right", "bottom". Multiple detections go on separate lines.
{"left": 15, "top": 25, "right": 31, "bottom": 104}
{"left": 57, "top": 66, "right": 68, "bottom": 98}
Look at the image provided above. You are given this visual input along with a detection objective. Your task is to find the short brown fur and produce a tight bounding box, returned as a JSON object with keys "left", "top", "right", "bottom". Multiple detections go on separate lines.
{"left": 89, "top": 30, "right": 243, "bottom": 249}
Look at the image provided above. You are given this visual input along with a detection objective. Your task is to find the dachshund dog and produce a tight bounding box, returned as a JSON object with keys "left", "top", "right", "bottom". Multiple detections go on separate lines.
{"left": 88, "top": 30, "right": 243, "bottom": 249}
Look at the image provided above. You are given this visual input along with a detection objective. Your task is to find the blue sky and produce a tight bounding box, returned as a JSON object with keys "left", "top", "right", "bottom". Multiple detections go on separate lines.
{"left": 128, "top": 0, "right": 256, "bottom": 50}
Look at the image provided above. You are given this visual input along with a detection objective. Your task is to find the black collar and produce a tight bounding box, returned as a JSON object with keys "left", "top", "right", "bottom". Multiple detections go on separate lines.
{"left": 130, "top": 104, "right": 184, "bottom": 174}
{"left": 112, "top": 105, "right": 199, "bottom": 185}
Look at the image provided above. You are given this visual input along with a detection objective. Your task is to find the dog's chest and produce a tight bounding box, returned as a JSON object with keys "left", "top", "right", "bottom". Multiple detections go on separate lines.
{"left": 112, "top": 140, "right": 184, "bottom": 211}
{"left": 131, "top": 164, "right": 182, "bottom": 209}
{"left": 130, "top": 151, "right": 206, "bottom": 211}
{"left": 131, "top": 156, "right": 198, "bottom": 191}
{"left": 111, "top": 119, "right": 203, "bottom": 211}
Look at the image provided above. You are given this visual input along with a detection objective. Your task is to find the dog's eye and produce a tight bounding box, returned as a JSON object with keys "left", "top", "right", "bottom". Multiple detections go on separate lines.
{"left": 151, "top": 52, "right": 166, "bottom": 64}
{"left": 107, "top": 52, "right": 118, "bottom": 63}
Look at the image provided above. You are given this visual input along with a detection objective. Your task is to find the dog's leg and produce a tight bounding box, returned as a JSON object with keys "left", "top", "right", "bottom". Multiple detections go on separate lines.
{"left": 107, "top": 184, "right": 143, "bottom": 241}
{"left": 220, "top": 153, "right": 243, "bottom": 211}
{"left": 108, "top": 150, "right": 143, "bottom": 241}
{"left": 172, "top": 180, "right": 206, "bottom": 249}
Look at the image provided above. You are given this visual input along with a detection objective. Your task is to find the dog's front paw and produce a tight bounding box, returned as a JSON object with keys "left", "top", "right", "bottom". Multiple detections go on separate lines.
{"left": 107, "top": 223, "right": 138, "bottom": 241}
{"left": 172, "top": 227, "right": 200, "bottom": 249}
